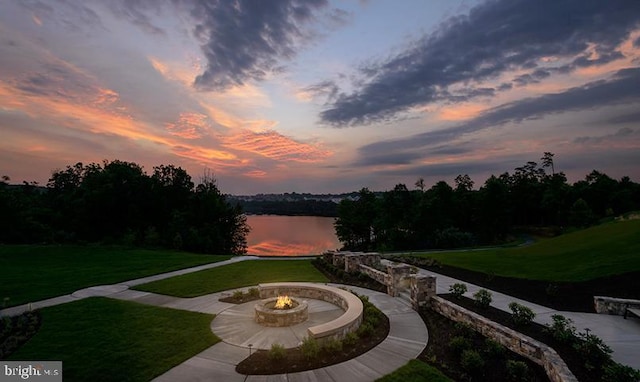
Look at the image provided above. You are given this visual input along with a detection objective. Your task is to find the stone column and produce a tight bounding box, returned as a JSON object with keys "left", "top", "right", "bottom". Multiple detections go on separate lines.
{"left": 410, "top": 275, "right": 436, "bottom": 310}
{"left": 344, "top": 254, "right": 362, "bottom": 273}
{"left": 386, "top": 263, "right": 412, "bottom": 297}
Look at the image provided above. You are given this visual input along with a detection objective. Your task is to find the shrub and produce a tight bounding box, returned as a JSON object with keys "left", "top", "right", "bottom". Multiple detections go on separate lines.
{"left": 323, "top": 338, "right": 343, "bottom": 353}
{"left": 473, "top": 289, "right": 492, "bottom": 309}
{"left": 545, "top": 314, "right": 576, "bottom": 344}
{"left": 505, "top": 360, "right": 529, "bottom": 381}
{"left": 603, "top": 362, "right": 640, "bottom": 382}
{"left": 247, "top": 287, "right": 260, "bottom": 298}
{"left": 484, "top": 338, "right": 506, "bottom": 359}
{"left": 508, "top": 302, "right": 535, "bottom": 326}
{"left": 268, "top": 343, "right": 286, "bottom": 361}
{"left": 300, "top": 337, "right": 319, "bottom": 360}
{"left": 454, "top": 322, "right": 475, "bottom": 338}
{"left": 343, "top": 332, "right": 359, "bottom": 347}
{"left": 449, "top": 283, "right": 467, "bottom": 298}
{"left": 357, "top": 322, "right": 374, "bottom": 337}
{"left": 460, "top": 349, "right": 485, "bottom": 377}
{"left": 449, "top": 336, "right": 472, "bottom": 356}
{"left": 232, "top": 290, "right": 244, "bottom": 300}
{"left": 574, "top": 329, "right": 612, "bottom": 372}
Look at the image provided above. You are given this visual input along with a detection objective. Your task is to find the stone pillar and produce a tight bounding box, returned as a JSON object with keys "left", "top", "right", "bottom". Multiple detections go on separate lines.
{"left": 332, "top": 252, "right": 346, "bottom": 269}
{"left": 344, "top": 254, "right": 362, "bottom": 273}
{"left": 410, "top": 275, "right": 437, "bottom": 310}
{"left": 386, "top": 263, "right": 412, "bottom": 297}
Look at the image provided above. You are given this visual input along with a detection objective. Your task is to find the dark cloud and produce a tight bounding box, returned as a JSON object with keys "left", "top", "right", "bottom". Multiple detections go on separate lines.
{"left": 352, "top": 152, "right": 422, "bottom": 166}
{"left": 12, "top": 62, "right": 97, "bottom": 102}
{"left": 605, "top": 111, "right": 640, "bottom": 125}
{"left": 574, "top": 127, "right": 635, "bottom": 144}
{"left": 320, "top": 0, "right": 640, "bottom": 126}
{"left": 302, "top": 80, "right": 340, "bottom": 102}
{"left": 189, "top": 0, "right": 330, "bottom": 91}
{"left": 375, "top": 159, "right": 509, "bottom": 178}
{"left": 357, "top": 67, "right": 640, "bottom": 165}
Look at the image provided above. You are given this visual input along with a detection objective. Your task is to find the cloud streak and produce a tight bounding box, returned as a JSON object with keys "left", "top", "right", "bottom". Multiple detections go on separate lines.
{"left": 320, "top": 0, "right": 640, "bottom": 126}
{"left": 357, "top": 67, "right": 640, "bottom": 165}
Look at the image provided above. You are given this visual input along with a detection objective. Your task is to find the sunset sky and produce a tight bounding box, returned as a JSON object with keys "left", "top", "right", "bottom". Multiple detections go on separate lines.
{"left": 1, "top": 0, "right": 640, "bottom": 194}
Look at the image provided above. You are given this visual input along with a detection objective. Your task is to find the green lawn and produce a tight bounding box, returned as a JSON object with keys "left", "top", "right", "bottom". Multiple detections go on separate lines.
{"left": 9, "top": 297, "right": 219, "bottom": 382}
{"left": 412, "top": 219, "right": 640, "bottom": 281}
{"left": 135, "top": 259, "right": 329, "bottom": 297}
{"left": 0, "top": 245, "right": 231, "bottom": 307}
{"left": 377, "top": 360, "right": 452, "bottom": 382}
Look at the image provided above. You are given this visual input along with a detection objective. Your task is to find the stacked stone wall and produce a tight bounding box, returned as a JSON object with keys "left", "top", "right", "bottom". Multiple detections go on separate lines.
{"left": 430, "top": 296, "right": 577, "bottom": 382}
{"left": 594, "top": 296, "right": 640, "bottom": 315}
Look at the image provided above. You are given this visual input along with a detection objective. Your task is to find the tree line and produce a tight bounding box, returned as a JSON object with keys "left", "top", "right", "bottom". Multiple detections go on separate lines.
{"left": 232, "top": 199, "right": 338, "bottom": 216}
{"left": 335, "top": 153, "right": 640, "bottom": 251}
{"left": 0, "top": 160, "right": 249, "bottom": 255}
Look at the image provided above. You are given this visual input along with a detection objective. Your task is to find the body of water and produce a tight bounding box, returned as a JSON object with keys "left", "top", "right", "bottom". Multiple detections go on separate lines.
{"left": 245, "top": 215, "right": 341, "bottom": 256}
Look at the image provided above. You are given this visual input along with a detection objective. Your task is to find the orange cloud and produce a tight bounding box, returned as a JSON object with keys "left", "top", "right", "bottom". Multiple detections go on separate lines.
{"left": 166, "top": 112, "right": 210, "bottom": 139}
{"left": 0, "top": 70, "right": 245, "bottom": 173}
{"left": 244, "top": 170, "right": 267, "bottom": 178}
{"left": 576, "top": 29, "right": 640, "bottom": 78}
{"left": 221, "top": 130, "right": 332, "bottom": 163}
{"left": 31, "top": 14, "right": 42, "bottom": 26}
{"left": 438, "top": 103, "right": 486, "bottom": 121}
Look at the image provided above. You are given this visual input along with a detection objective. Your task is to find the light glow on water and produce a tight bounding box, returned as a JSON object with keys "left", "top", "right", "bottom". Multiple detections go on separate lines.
{"left": 245, "top": 215, "right": 340, "bottom": 257}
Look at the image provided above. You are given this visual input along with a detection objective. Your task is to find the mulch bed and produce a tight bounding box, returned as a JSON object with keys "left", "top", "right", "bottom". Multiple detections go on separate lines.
{"left": 418, "top": 306, "right": 550, "bottom": 382}
{"left": 396, "top": 256, "right": 640, "bottom": 312}
{"left": 230, "top": 261, "right": 390, "bottom": 375}
{"left": 439, "top": 294, "right": 603, "bottom": 382}
{"left": 236, "top": 310, "right": 389, "bottom": 375}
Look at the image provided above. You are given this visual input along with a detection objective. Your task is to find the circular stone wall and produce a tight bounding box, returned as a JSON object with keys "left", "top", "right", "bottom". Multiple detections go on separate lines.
{"left": 255, "top": 297, "right": 309, "bottom": 327}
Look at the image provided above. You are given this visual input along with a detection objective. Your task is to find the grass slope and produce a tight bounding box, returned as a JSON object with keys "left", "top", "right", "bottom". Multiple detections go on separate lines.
{"left": 0, "top": 245, "right": 230, "bottom": 307}
{"left": 135, "top": 259, "right": 329, "bottom": 297}
{"left": 415, "top": 220, "right": 640, "bottom": 281}
{"left": 9, "top": 297, "right": 219, "bottom": 382}
{"left": 376, "top": 360, "right": 452, "bottom": 382}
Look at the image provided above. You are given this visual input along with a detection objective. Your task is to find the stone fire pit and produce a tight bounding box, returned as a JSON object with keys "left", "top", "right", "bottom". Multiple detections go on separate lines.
{"left": 255, "top": 296, "right": 309, "bottom": 327}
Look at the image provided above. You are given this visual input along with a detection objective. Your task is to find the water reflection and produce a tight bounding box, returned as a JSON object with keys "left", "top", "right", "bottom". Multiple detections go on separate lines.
{"left": 245, "top": 215, "right": 341, "bottom": 257}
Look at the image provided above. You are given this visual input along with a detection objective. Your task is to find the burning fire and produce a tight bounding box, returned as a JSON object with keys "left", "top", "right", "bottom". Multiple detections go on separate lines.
{"left": 274, "top": 295, "right": 294, "bottom": 309}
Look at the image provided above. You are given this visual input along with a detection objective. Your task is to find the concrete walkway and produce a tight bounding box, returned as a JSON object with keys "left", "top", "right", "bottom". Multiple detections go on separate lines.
{"left": 418, "top": 267, "right": 640, "bottom": 369}
{"left": 2, "top": 254, "right": 639, "bottom": 376}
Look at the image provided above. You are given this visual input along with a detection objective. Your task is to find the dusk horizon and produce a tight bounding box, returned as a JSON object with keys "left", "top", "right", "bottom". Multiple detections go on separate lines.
{"left": 2, "top": 0, "right": 640, "bottom": 194}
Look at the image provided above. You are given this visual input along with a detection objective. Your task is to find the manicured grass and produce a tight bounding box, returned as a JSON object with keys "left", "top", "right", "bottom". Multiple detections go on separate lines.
{"left": 412, "top": 220, "right": 640, "bottom": 281}
{"left": 9, "top": 297, "right": 219, "bottom": 382}
{"left": 135, "top": 259, "right": 329, "bottom": 297}
{"left": 0, "top": 245, "right": 231, "bottom": 307}
{"left": 376, "top": 359, "right": 452, "bottom": 382}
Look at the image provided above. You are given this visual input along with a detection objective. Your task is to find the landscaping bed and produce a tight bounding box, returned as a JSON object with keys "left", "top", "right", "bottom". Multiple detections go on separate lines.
{"left": 395, "top": 255, "right": 640, "bottom": 312}
{"left": 236, "top": 294, "right": 389, "bottom": 375}
{"left": 418, "top": 306, "right": 549, "bottom": 381}
{"left": 438, "top": 293, "right": 640, "bottom": 382}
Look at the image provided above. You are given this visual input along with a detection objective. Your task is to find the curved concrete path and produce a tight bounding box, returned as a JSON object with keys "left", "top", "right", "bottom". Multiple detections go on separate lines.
{"left": 152, "top": 285, "right": 427, "bottom": 382}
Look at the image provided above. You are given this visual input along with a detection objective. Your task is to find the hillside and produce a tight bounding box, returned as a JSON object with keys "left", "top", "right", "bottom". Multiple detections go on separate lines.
{"left": 418, "top": 219, "right": 640, "bottom": 282}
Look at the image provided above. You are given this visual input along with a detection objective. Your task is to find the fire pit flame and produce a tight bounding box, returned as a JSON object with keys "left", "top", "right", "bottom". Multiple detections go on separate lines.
{"left": 274, "top": 295, "right": 294, "bottom": 309}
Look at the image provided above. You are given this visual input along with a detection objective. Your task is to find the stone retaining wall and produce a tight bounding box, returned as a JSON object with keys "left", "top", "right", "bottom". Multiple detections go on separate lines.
{"left": 359, "top": 264, "right": 389, "bottom": 285}
{"left": 594, "top": 296, "right": 640, "bottom": 315}
{"left": 431, "top": 296, "right": 578, "bottom": 382}
{"left": 258, "top": 282, "right": 363, "bottom": 344}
